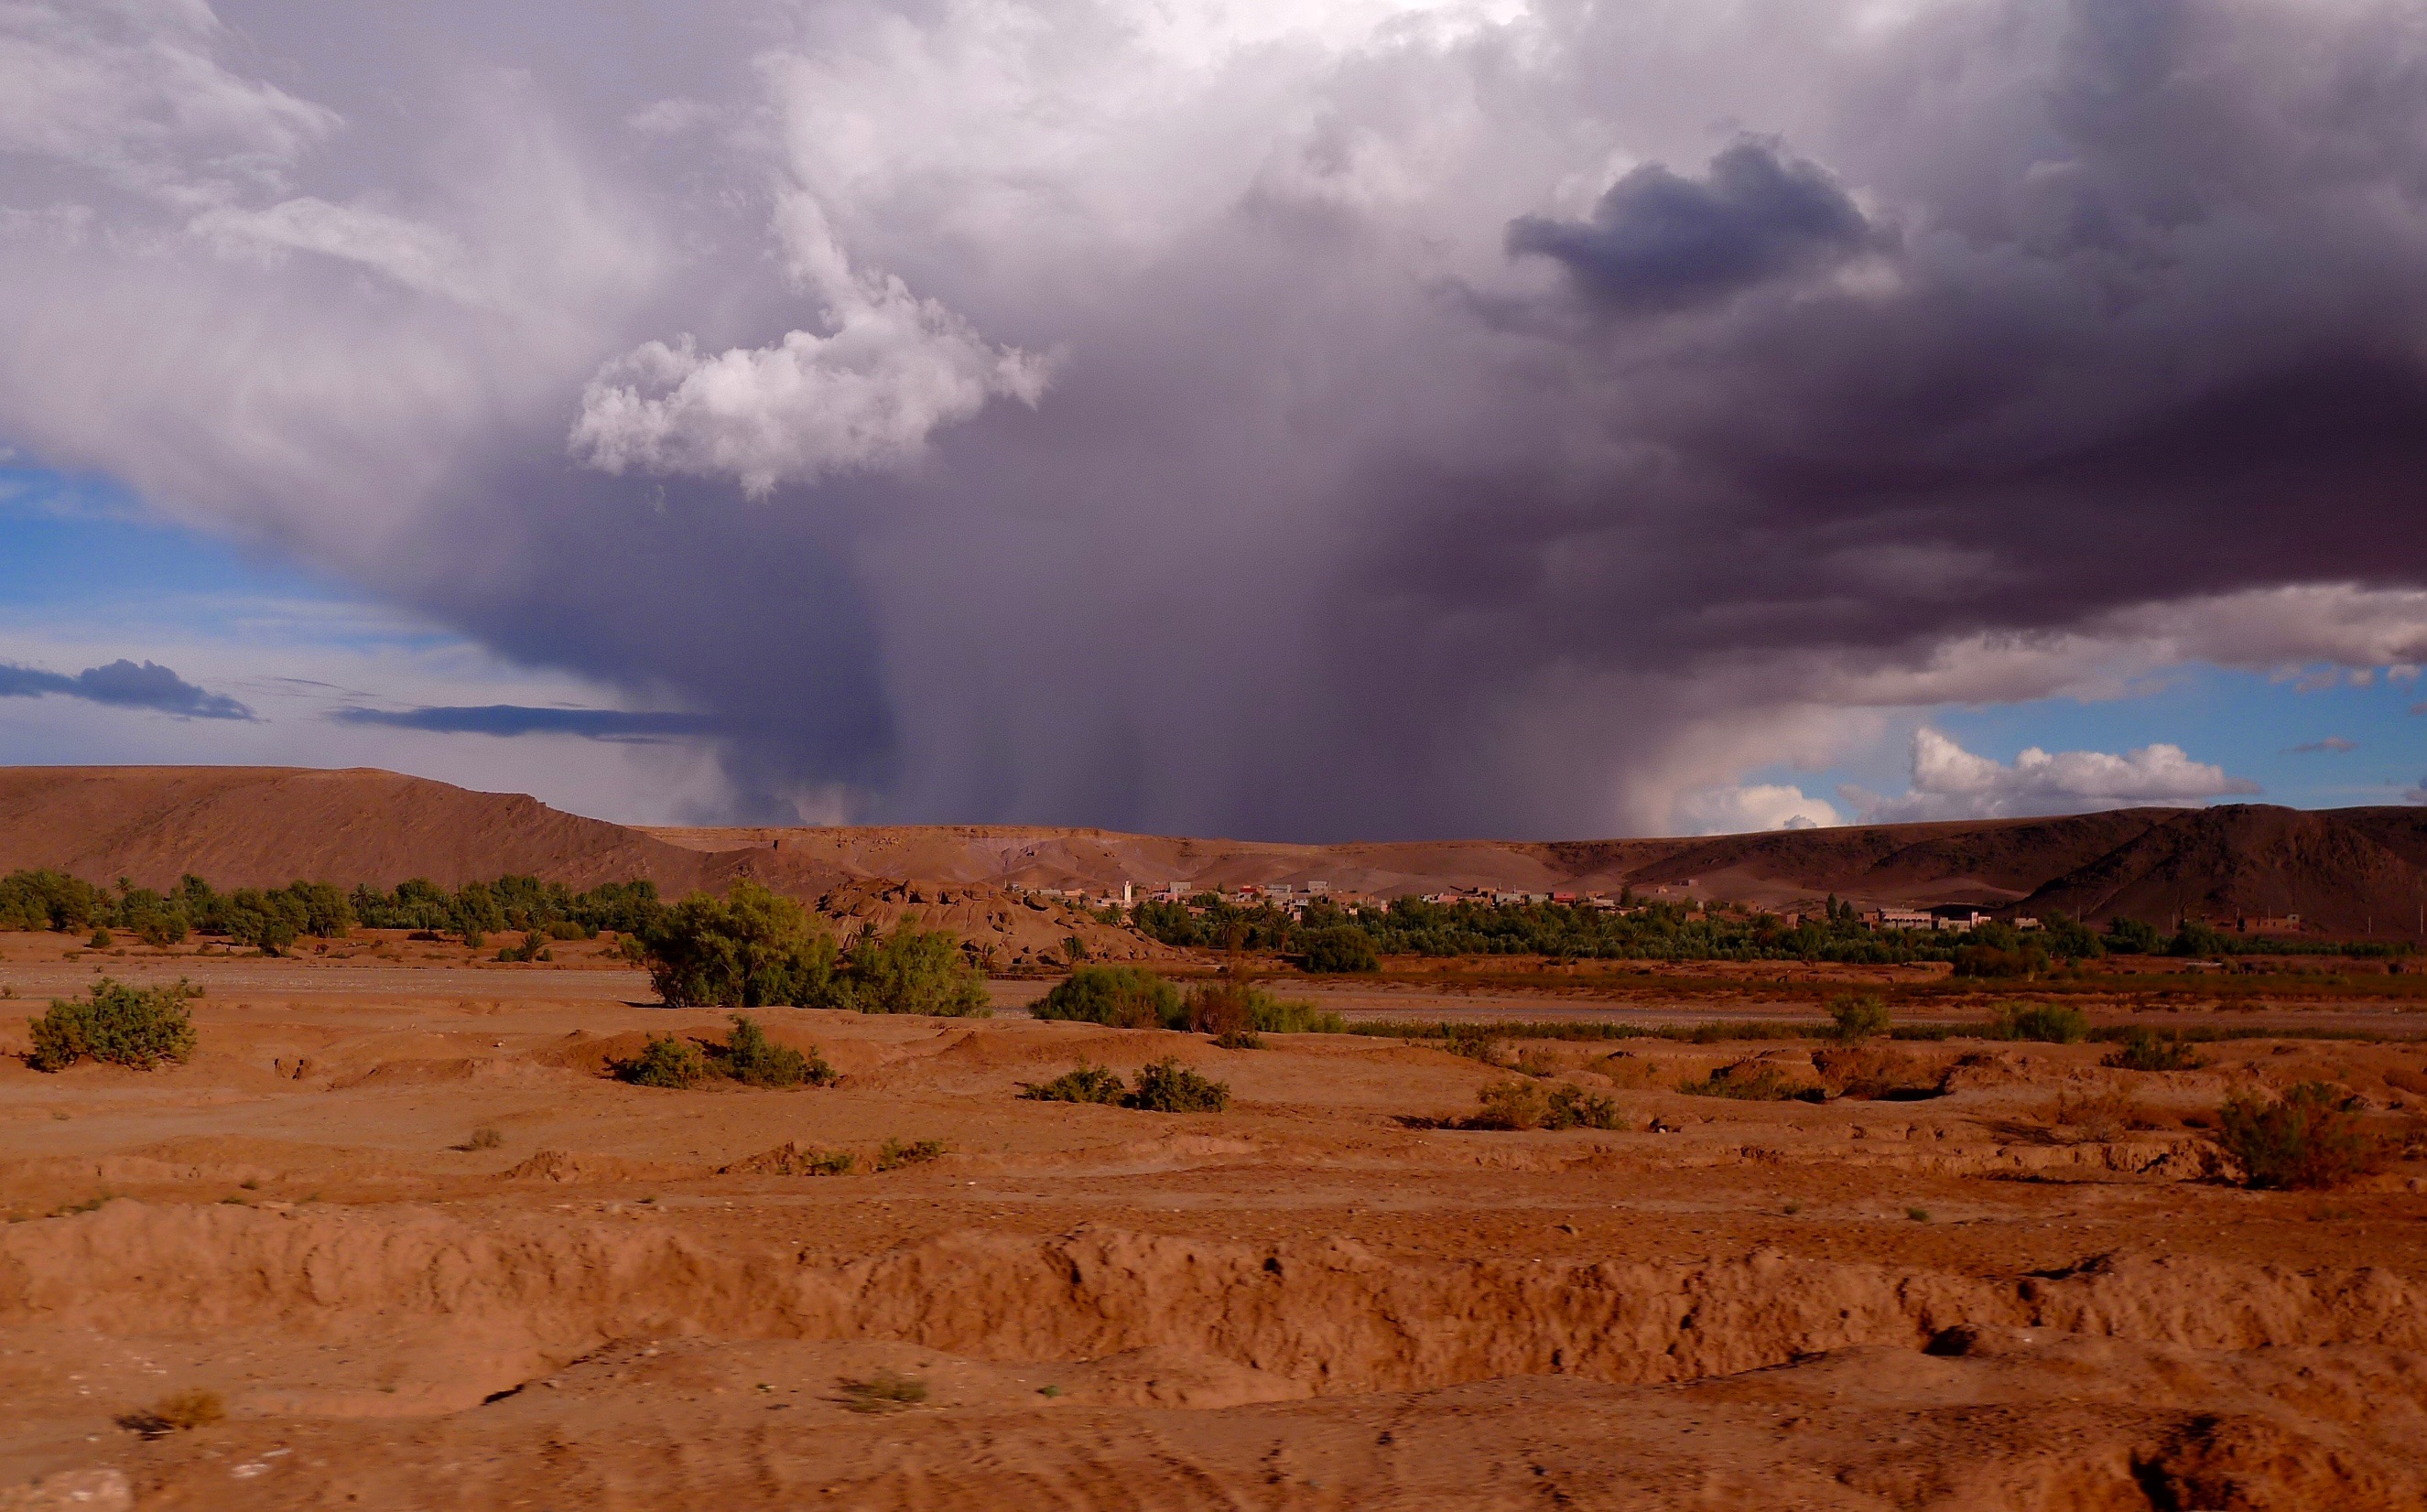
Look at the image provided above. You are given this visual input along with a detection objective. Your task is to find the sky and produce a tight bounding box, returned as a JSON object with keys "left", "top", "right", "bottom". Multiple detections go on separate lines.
{"left": 0, "top": 0, "right": 2422, "bottom": 837}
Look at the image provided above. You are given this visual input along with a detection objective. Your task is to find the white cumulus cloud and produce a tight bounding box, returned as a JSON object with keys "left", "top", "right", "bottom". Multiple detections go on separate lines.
{"left": 1673, "top": 782, "right": 1843, "bottom": 835}
{"left": 1847, "top": 729, "right": 2259, "bottom": 823}
{"left": 569, "top": 198, "right": 1048, "bottom": 496}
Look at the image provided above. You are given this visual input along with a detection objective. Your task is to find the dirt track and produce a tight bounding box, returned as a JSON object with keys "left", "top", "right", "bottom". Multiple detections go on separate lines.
{"left": 4, "top": 947, "right": 2426, "bottom": 1508}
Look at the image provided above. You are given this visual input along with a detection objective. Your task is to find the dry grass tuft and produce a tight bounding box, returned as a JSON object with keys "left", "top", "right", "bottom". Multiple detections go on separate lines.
{"left": 840, "top": 1370, "right": 928, "bottom": 1412}
{"left": 120, "top": 1388, "right": 223, "bottom": 1437}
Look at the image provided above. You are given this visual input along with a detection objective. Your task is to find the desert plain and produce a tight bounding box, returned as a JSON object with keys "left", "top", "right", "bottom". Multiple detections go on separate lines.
{"left": 4, "top": 931, "right": 2427, "bottom": 1510}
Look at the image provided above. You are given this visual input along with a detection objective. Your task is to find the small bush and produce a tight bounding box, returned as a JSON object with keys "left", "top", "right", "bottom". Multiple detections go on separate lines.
{"left": 1123, "top": 1057, "right": 1230, "bottom": 1113}
{"left": 618, "top": 1034, "right": 710, "bottom": 1089}
{"left": 1815, "top": 1045, "right": 1937, "bottom": 1101}
{"left": 1546, "top": 1083, "right": 1623, "bottom": 1130}
{"left": 1020, "top": 1063, "right": 1128, "bottom": 1104}
{"left": 463, "top": 1125, "right": 504, "bottom": 1151}
{"left": 87, "top": 928, "right": 113, "bottom": 949}
{"left": 135, "top": 914, "right": 186, "bottom": 947}
{"left": 1826, "top": 994, "right": 1891, "bottom": 1042}
{"left": 1186, "top": 980, "right": 1343, "bottom": 1035}
{"left": 1468, "top": 1078, "right": 1549, "bottom": 1129}
{"left": 1464, "top": 1079, "right": 1623, "bottom": 1131}
{"left": 1988, "top": 1001, "right": 2090, "bottom": 1044}
{"left": 496, "top": 931, "right": 552, "bottom": 964}
{"left": 2050, "top": 1088, "right": 2155, "bottom": 1142}
{"left": 1513, "top": 1047, "right": 1562, "bottom": 1079}
{"left": 721, "top": 1013, "right": 834, "bottom": 1087}
{"left": 878, "top": 1137, "right": 947, "bottom": 1170}
{"left": 840, "top": 1370, "right": 927, "bottom": 1412}
{"left": 120, "top": 1388, "right": 223, "bottom": 1437}
{"left": 27, "top": 977, "right": 199, "bottom": 1071}
{"left": 1035, "top": 966, "right": 1179, "bottom": 1029}
{"left": 1300, "top": 926, "right": 1379, "bottom": 974}
{"left": 806, "top": 1149, "right": 858, "bottom": 1176}
{"left": 1213, "top": 1030, "right": 1264, "bottom": 1050}
{"left": 2216, "top": 1081, "right": 2387, "bottom": 1190}
{"left": 1952, "top": 943, "right": 2050, "bottom": 979}
{"left": 1441, "top": 1024, "right": 1507, "bottom": 1067}
{"left": 2104, "top": 1030, "right": 2209, "bottom": 1073}
{"left": 1677, "top": 1061, "right": 1822, "bottom": 1102}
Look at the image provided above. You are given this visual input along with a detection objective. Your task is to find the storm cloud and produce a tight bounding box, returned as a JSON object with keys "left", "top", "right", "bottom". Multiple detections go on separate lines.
{"left": 0, "top": 659, "right": 253, "bottom": 720}
{"left": 3, "top": 0, "right": 2425, "bottom": 836}
{"left": 1505, "top": 139, "right": 1877, "bottom": 314}
{"left": 330, "top": 705, "right": 716, "bottom": 740}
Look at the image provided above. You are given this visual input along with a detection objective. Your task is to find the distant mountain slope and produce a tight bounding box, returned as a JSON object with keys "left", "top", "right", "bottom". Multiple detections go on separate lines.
{"left": 2017, "top": 805, "right": 2427, "bottom": 936}
{"left": 2, "top": 767, "right": 2421, "bottom": 936}
{"left": 0, "top": 767, "right": 719, "bottom": 892}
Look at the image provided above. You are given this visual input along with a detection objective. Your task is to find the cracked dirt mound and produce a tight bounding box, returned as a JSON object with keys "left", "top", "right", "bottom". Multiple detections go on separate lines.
{"left": 7, "top": 1206, "right": 2427, "bottom": 1507}
{"left": 7, "top": 1204, "right": 2423, "bottom": 1402}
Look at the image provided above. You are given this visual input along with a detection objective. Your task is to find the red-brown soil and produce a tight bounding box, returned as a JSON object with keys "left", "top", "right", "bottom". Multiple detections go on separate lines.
{"left": 3, "top": 945, "right": 2426, "bottom": 1507}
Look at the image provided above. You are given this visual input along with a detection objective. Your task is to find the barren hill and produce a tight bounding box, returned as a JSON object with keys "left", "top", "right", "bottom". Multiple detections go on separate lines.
{"left": 3, "top": 767, "right": 2422, "bottom": 936}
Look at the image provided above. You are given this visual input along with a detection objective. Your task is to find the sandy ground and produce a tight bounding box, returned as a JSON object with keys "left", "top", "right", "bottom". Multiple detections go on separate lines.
{"left": 4, "top": 948, "right": 2427, "bottom": 1509}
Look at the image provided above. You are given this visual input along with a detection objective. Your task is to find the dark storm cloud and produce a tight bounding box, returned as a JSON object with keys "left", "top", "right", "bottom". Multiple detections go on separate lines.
{"left": 1375, "top": 0, "right": 2427, "bottom": 673}
{"left": 1505, "top": 139, "right": 1875, "bottom": 314}
{"left": 0, "top": 660, "right": 254, "bottom": 720}
{"left": 330, "top": 704, "right": 717, "bottom": 740}
{"left": 7, "top": 0, "right": 2427, "bottom": 837}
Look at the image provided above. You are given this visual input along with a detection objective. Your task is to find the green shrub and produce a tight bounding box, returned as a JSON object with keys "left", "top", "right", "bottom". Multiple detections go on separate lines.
{"left": 1988, "top": 1001, "right": 2091, "bottom": 1043}
{"left": 1467, "top": 1078, "right": 1549, "bottom": 1129}
{"left": 2216, "top": 1082, "right": 2386, "bottom": 1190}
{"left": 1826, "top": 993, "right": 1891, "bottom": 1042}
{"left": 134, "top": 913, "right": 187, "bottom": 947}
{"left": 2105, "top": 916, "right": 2163, "bottom": 955}
{"left": 1182, "top": 979, "right": 1346, "bottom": 1036}
{"left": 721, "top": 1013, "right": 834, "bottom": 1087}
{"left": 2168, "top": 921, "right": 2235, "bottom": 958}
{"left": 1299, "top": 926, "right": 1379, "bottom": 974}
{"left": 1248, "top": 997, "right": 1345, "bottom": 1035}
{"left": 877, "top": 1137, "right": 947, "bottom": 1170}
{"left": 642, "top": 882, "right": 839, "bottom": 1009}
{"left": 1952, "top": 942, "right": 2049, "bottom": 979}
{"left": 27, "top": 978, "right": 199, "bottom": 1071}
{"left": 1123, "top": 1057, "right": 1230, "bottom": 1113}
{"left": 618, "top": 1034, "right": 710, "bottom": 1088}
{"left": 841, "top": 922, "right": 989, "bottom": 1017}
{"left": 1460, "top": 1079, "right": 1622, "bottom": 1131}
{"left": 495, "top": 931, "right": 552, "bottom": 963}
{"left": 1547, "top": 1083, "right": 1624, "bottom": 1130}
{"left": 840, "top": 1370, "right": 926, "bottom": 1412}
{"left": 87, "top": 928, "right": 113, "bottom": 949}
{"left": 1677, "top": 1062, "right": 1821, "bottom": 1102}
{"left": 2103, "top": 1029, "right": 2209, "bottom": 1073}
{"left": 1034, "top": 966, "right": 1180, "bottom": 1028}
{"left": 1020, "top": 1063, "right": 1128, "bottom": 1104}
{"left": 1213, "top": 1030, "right": 1264, "bottom": 1050}
{"left": 1441, "top": 1024, "right": 1507, "bottom": 1066}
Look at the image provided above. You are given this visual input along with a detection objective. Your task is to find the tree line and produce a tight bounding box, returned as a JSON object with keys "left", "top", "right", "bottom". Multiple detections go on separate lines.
{"left": 1130, "top": 892, "right": 2410, "bottom": 968}
{"left": 0, "top": 867, "right": 665, "bottom": 953}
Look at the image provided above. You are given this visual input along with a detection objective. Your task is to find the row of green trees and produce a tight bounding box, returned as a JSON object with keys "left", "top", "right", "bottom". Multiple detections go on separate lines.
{"left": 0, "top": 868, "right": 666, "bottom": 952}
{"left": 1132, "top": 891, "right": 2407, "bottom": 967}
